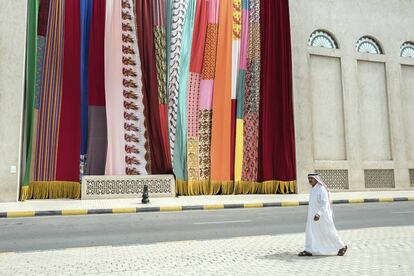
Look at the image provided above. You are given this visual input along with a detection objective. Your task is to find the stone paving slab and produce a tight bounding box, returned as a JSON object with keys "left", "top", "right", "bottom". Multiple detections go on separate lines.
{"left": 0, "top": 226, "right": 413, "bottom": 275}
{"left": 0, "top": 191, "right": 413, "bottom": 218}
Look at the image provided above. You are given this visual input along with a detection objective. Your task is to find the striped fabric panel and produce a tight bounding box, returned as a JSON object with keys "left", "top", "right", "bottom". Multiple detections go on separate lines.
{"left": 35, "top": 0, "right": 65, "bottom": 181}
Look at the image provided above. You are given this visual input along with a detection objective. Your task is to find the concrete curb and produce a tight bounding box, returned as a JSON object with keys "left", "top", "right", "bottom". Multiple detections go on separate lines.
{"left": 0, "top": 197, "right": 413, "bottom": 218}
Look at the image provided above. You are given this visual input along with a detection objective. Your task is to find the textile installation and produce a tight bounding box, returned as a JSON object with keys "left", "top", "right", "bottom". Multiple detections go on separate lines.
{"left": 22, "top": 0, "right": 296, "bottom": 200}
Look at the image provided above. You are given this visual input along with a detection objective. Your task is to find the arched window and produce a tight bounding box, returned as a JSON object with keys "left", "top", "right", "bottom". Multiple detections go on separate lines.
{"left": 356, "top": 36, "right": 383, "bottom": 54}
{"left": 308, "top": 30, "right": 338, "bottom": 49}
{"left": 400, "top": 42, "right": 414, "bottom": 58}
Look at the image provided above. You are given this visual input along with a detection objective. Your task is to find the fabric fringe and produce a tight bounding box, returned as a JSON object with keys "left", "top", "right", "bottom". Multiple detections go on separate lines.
{"left": 176, "top": 179, "right": 295, "bottom": 196}
{"left": 20, "top": 181, "right": 81, "bottom": 201}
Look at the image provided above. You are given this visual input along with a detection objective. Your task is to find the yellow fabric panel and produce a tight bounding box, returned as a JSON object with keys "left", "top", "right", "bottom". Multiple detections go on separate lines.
{"left": 234, "top": 119, "right": 244, "bottom": 181}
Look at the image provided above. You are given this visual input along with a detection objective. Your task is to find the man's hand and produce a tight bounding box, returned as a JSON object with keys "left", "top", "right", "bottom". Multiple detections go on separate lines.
{"left": 313, "top": 214, "right": 320, "bottom": 221}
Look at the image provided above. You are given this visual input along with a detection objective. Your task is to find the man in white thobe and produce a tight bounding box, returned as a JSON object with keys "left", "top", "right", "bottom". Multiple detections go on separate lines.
{"left": 298, "top": 173, "right": 348, "bottom": 256}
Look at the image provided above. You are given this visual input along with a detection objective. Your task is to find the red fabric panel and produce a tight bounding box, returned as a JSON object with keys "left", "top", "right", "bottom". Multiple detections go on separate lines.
{"left": 258, "top": 0, "right": 296, "bottom": 182}
{"left": 159, "top": 103, "right": 170, "bottom": 165}
{"left": 55, "top": 0, "right": 81, "bottom": 181}
{"left": 136, "top": 0, "right": 172, "bottom": 173}
{"left": 189, "top": 0, "right": 208, "bottom": 73}
{"left": 230, "top": 99, "right": 237, "bottom": 181}
{"left": 38, "top": 0, "right": 50, "bottom": 36}
{"left": 88, "top": 0, "right": 106, "bottom": 106}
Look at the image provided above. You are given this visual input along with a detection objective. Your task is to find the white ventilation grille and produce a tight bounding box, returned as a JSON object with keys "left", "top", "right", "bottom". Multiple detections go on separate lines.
{"left": 364, "top": 170, "right": 395, "bottom": 188}
{"left": 315, "top": 169, "right": 349, "bottom": 190}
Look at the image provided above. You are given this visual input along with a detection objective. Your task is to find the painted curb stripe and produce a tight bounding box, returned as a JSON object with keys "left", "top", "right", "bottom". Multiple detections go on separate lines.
{"left": 379, "top": 198, "right": 394, "bottom": 202}
{"left": 182, "top": 205, "right": 204, "bottom": 211}
{"left": 281, "top": 201, "right": 300, "bottom": 207}
{"left": 160, "top": 206, "right": 182, "bottom": 212}
{"left": 224, "top": 203, "right": 245, "bottom": 209}
{"left": 7, "top": 211, "right": 35, "bottom": 217}
{"left": 35, "top": 210, "right": 62, "bottom": 216}
{"left": 348, "top": 199, "right": 364, "bottom": 204}
{"left": 394, "top": 197, "right": 408, "bottom": 202}
{"left": 243, "top": 203, "right": 263, "bottom": 208}
{"left": 263, "top": 202, "right": 282, "bottom": 207}
{"left": 333, "top": 199, "right": 349, "bottom": 204}
{"left": 88, "top": 209, "right": 112, "bottom": 215}
{"left": 136, "top": 207, "right": 161, "bottom": 212}
{"left": 1, "top": 196, "right": 413, "bottom": 218}
{"left": 62, "top": 210, "right": 88, "bottom": 216}
{"left": 364, "top": 198, "right": 379, "bottom": 203}
{"left": 204, "top": 204, "right": 225, "bottom": 210}
{"left": 112, "top": 208, "right": 136, "bottom": 214}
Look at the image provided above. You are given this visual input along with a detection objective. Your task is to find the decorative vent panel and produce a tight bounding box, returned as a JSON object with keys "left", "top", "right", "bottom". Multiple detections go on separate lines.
{"left": 364, "top": 169, "right": 395, "bottom": 188}
{"left": 81, "top": 175, "right": 175, "bottom": 199}
{"left": 315, "top": 169, "right": 349, "bottom": 190}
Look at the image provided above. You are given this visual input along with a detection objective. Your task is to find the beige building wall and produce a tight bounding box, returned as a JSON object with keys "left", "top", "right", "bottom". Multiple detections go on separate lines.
{"left": 290, "top": 0, "right": 414, "bottom": 193}
{"left": 0, "top": 0, "right": 27, "bottom": 202}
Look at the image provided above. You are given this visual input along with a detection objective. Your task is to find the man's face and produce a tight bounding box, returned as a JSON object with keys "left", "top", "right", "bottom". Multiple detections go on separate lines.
{"left": 308, "top": 177, "right": 317, "bottom": 186}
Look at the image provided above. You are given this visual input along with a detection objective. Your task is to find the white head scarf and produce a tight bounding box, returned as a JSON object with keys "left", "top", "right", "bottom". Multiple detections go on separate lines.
{"left": 308, "top": 173, "right": 333, "bottom": 209}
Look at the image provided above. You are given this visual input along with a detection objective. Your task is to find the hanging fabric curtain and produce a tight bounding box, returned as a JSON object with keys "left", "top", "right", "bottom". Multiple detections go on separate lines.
{"left": 22, "top": 0, "right": 82, "bottom": 199}
{"left": 186, "top": 0, "right": 209, "bottom": 195}
{"left": 172, "top": 0, "right": 196, "bottom": 193}
{"left": 80, "top": 0, "right": 93, "bottom": 175}
{"left": 234, "top": 0, "right": 249, "bottom": 192}
{"left": 20, "top": 0, "right": 39, "bottom": 200}
{"left": 153, "top": 0, "right": 171, "bottom": 174}
{"left": 85, "top": 0, "right": 107, "bottom": 175}
{"left": 167, "top": 0, "right": 189, "bottom": 173}
{"left": 20, "top": 0, "right": 297, "bottom": 200}
{"left": 105, "top": 0, "right": 149, "bottom": 175}
{"left": 54, "top": 0, "right": 82, "bottom": 197}
{"left": 239, "top": 0, "right": 261, "bottom": 193}
{"left": 210, "top": 0, "right": 233, "bottom": 194}
{"left": 135, "top": 0, "right": 171, "bottom": 174}
{"left": 258, "top": 0, "right": 296, "bottom": 193}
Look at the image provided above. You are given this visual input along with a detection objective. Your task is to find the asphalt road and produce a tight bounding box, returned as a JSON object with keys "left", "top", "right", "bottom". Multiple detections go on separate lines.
{"left": 0, "top": 202, "right": 413, "bottom": 253}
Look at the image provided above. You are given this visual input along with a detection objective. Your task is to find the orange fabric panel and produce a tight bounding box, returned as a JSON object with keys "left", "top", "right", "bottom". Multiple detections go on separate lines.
{"left": 210, "top": 0, "right": 232, "bottom": 181}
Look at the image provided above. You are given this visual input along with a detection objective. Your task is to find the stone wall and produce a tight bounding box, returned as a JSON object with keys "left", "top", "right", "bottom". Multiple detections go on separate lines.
{"left": 0, "top": 0, "right": 27, "bottom": 202}
{"left": 290, "top": 0, "right": 414, "bottom": 192}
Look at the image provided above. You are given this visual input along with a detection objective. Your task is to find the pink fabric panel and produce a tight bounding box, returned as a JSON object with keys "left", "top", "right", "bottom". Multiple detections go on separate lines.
{"left": 199, "top": 80, "right": 214, "bottom": 109}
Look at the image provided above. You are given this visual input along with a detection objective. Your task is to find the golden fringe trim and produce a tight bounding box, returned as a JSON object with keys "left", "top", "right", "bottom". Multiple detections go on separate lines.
{"left": 175, "top": 179, "right": 296, "bottom": 196}
{"left": 20, "top": 181, "right": 81, "bottom": 201}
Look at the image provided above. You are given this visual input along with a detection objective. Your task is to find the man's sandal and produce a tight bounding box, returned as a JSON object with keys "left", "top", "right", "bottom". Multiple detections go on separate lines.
{"left": 337, "top": 245, "right": 348, "bottom": 256}
{"left": 298, "top": 251, "right": 313, "bottom": 256}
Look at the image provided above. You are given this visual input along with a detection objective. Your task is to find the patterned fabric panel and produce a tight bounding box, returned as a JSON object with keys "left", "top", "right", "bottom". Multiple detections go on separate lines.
{"left": 201, "top": 23, "right": 218, "bottom": 80}
{"left": 198, "top": 110, "right": 212, "bottom": 180}
{"left": 168, "top": 0, "right": 189, "bottom": 162}
{"left": 154, "top": 26, "right": 167, "bottom": 104}
{"left": 121, "top": 0, "right": 149, "bottom": 175}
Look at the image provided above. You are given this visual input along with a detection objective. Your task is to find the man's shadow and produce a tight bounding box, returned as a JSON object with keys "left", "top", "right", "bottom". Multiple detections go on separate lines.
{"left": 260, "top": 252, "right": 335, "bottom": 263}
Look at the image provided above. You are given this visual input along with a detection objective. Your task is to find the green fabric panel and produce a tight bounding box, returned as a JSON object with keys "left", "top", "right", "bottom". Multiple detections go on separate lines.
{"left": 173, "top": 0, "right": 196, "bottom": 181}
{"left": 236, "top": 70, "right": 246, "bottom": 119}
{"left": 23, "top": 0, "right": 39, "bottom": 186}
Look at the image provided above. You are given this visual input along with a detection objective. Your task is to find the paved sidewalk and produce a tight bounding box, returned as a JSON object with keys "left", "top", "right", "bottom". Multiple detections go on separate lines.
{"left": 0, "top": 191, "right": 413, "bottom": 218}
{"left": 0, "top": 226, "right": 412, "bottom": 275}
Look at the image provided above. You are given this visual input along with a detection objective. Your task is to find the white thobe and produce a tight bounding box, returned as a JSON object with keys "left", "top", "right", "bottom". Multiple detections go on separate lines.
{"left": 305, "top": 184, "right": 344, "bottom": 254}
